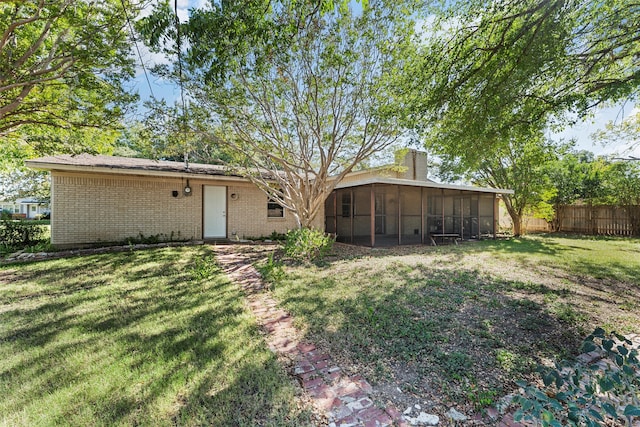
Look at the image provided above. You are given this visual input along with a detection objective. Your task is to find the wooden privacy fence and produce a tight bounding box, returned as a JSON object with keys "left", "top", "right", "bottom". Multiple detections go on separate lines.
{"left": 523, "top": 205, "right": 640, "bottom": 236}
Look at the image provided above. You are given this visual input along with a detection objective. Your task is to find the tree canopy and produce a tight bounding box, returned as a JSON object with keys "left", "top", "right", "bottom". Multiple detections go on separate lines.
{"left": 0, "top": 0, "right": 139, "bottom": 168}
{"left": 139, "top": 0, "right": 414, "bottom": 228}
{"left": 407, "top": 0, "right": 639, "bottom": 171}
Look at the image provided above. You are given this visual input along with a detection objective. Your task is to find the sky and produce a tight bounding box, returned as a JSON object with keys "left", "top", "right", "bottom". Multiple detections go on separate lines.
{"left": 129, "top": 0, "right": 639, "bottom": 159}
{"left": 548, "top": 105, "right": 639, "bottom": 158}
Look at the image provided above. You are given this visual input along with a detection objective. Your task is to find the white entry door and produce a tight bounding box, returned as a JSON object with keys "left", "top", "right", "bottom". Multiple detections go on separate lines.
{"left": 204, "top": 186, "right": 226, "bottom": 238}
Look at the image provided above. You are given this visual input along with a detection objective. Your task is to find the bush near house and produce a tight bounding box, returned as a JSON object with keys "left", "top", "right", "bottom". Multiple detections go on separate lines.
{"left": 283, "top": 228, "right": 334, "bottom": 263}
{"left": 0, "top": 219, "right": 49, "bottom": 254}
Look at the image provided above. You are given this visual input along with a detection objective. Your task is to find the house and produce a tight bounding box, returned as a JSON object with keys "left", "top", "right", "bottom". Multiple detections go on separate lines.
{"left": 325, "top": 151, "right": 512, "bottom": 246}
{"left": 0, "top": 198, "right": 49, "bottom": 219}
{"left": 26, "top": 154, "right": 319, "bottom": 248}
{"left": 26, "top": 152, "right": 512, "bottom": 248}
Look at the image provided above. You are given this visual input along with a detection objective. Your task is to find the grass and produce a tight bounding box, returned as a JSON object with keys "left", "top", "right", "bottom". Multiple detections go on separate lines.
{"left": 267, "top": 234, "right": 640, "bottom": 414}
{"left": 0, "top": 246, "right": 311, "bottom": 426}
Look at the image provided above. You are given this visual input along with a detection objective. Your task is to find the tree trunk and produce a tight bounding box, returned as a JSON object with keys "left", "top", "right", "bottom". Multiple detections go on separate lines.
{"left": 511, "top": 213, "right": 523, "bottom": 237}
{"left": 552, "top": 204, "right": 563, "bottom": 232}
{"left": 502, "top": 197, "right": 524, "bottom": 236}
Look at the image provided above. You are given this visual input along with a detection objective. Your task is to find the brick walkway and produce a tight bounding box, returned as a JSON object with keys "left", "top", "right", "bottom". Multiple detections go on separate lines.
{"left": 213, "top": 245, "right": 408, "bottom": 427}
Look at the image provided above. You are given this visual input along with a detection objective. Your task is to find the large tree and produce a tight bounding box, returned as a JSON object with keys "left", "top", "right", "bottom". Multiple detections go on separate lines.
{"left": 139, "top": 0, "right": 413, "bottom": 228}
{"left": 114, "top": 101, "right": 235, "bottom": 164}
{"left": 406, "top": 0, "right": 639, "bottom": 171}
{"left": 401, "top": 0, "right": 639, "bottom": 236}
{"left": 543, "top": 149, "right": 611, "bottom": 231}
{"left": 440, "top": 132, "right": 558, "bottom": 236}
{"left": 0, "top": 0, "right": 139, "bottom": 166}
{"left": 601, "top": 161, "right": 640, "bottom": 234}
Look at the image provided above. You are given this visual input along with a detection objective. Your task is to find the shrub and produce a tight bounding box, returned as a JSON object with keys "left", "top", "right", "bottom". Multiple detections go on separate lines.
{"left": 0, "top": 219, "right": 48, "bottom": 253}
{"left": 513, "top": 328, "right": 640, "bottom": 427}
{"left": 255, "top": 252, "right": 285, "bottom": 287}
{"left": 190, "top": 256, "right": 220, "bottom": 280}
{"left": 283, "top": 227, "right": 334, "bottom": 262}
{"left": 0, "top": 210, "right": 11, "bottom": 220}
{"left": 122, "top": 231, "right": 183, "bottom": 245}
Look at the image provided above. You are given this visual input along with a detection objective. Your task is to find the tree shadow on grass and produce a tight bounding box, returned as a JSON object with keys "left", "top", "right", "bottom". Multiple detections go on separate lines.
{"left": 0, "top": 246, "right": 310, "bottom": 426}
{"left": 321, "top": 237, "right": 566, "bottom": 267}
{"left": 273, "top": 264, "right": 600, "bottom": 413}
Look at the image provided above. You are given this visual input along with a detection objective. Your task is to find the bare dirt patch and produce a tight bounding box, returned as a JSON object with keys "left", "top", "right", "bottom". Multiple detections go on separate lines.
{"left": 261, "top": 239, "right": 640, "bottom": 424}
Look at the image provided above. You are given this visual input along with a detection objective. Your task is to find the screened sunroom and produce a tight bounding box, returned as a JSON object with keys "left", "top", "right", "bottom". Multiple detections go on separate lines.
{"left": 324, "top": 179, "right": 511, "bottom": 247}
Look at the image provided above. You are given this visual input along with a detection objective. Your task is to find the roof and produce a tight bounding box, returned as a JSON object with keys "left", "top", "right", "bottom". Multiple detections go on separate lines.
{"left": 26, "top": 154, "right": 243, "bottom": 180}
{"left": 334, "top": 176, "right": 514, "bottom": 195}
{"left": 26, "top": 154, "right": 513, "bottom": 195}
{"left": 17, "top": 198, "right": 47, "bottom": 204}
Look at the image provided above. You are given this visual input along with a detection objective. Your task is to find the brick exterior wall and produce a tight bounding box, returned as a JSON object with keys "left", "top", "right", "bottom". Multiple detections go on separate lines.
{"left": 51, "top": 171, "right": 323, "bottom": 247}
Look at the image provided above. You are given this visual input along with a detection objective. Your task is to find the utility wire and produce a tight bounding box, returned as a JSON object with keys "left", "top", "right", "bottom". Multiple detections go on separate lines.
{"left": 119, "top": 0, "right": 155, "bottom": 99}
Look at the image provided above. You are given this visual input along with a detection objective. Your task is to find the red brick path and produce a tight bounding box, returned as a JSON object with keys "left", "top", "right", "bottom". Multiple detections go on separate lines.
{"left": 213, "top": 246, "right": 408, "bottom": 427}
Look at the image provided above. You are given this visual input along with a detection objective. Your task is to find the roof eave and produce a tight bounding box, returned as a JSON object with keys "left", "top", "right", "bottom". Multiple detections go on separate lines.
{"left": 334, "top": 176, "right": 514, "bottom": 195}
{"left": 25, "top": 160, "right": 250, "bottom": 182}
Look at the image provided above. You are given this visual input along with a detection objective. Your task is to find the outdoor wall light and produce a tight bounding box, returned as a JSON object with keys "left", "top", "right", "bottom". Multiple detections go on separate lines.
{"left": 230, "top": 193, "right": 239, "bottom": 200}
{"left": 172, "top": 190, "right": 179, "bottom": 197}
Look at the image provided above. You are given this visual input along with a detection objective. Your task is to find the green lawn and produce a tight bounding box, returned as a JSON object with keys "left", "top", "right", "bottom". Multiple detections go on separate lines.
{"left": 0, "top": 246, "right": 311, "bottom": 426}
{"left": 268, "top": 234, "right": 640, "bottom": 415}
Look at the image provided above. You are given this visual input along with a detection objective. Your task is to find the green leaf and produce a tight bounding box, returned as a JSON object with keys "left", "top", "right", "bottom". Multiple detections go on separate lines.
{"left": 513, "top": 410, "right": 524, "bottom": 422}
{"left": 603, "top": 339, "right": 614, "bottom": 351}
{"left": 615, "top": 354, "right": 624, "bottom": 366}
{"left": 599, "top": 377, "right": 614, "bottom": 392}
{"left": 592, "top": 327, "right": 606, "bottom": 338}
{"left": 613, "top": 332, "right": 628, "bottom": 343}
{"left": 601, "top": 402, "right": 617, "bottom": 418}
{"left": 623, "top": 365, "right": 635, "bottom": 375}
{"left": 617, "top": 345, "right": 629, "bottom": 356}
{"left": 623, "top": 405, "right": 640, "bottom": 416}
{"left": 582, "top": 341, "right": 597, "bottom": 353}
{"left": 588, "top": 408, "right": 604, "bottom": 421}
{"left": 534, "top": 390, "right": 549, "bottom": 401}
{"left": 549, "top": 399, "right": 563, "bottom": 411}
{"left": 543, "top": 373, "right": 554, "bottom": 387}
{"left": 568, "top": 409, "right": 580, "bottom": 422}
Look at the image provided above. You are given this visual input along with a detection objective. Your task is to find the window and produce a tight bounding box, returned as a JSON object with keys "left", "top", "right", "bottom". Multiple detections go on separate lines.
{"left": 267, "top": 198, "right": 284, "bottom": 218}
{"left": 341, "top": 193, "right": 351, "bottom": 217}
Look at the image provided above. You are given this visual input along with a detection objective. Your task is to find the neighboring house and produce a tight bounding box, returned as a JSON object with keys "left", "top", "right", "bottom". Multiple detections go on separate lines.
{"left": 0, "top": 198, "right": 49, "bottom": 219}
{"left": 26, "top": 152, "right": 513, "bottom": 248}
